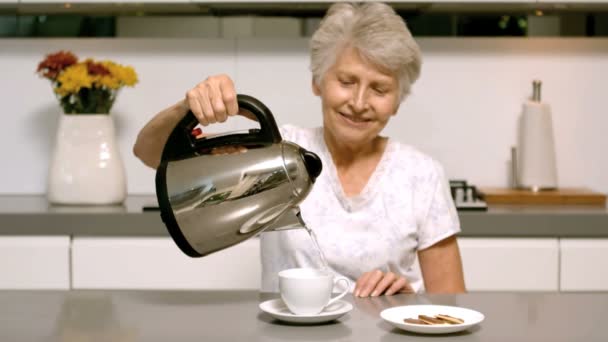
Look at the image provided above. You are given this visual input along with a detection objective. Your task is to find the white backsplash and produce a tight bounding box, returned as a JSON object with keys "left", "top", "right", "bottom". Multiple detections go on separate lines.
{"left": 1, "top": 37, "right": 607, "bottom": 195}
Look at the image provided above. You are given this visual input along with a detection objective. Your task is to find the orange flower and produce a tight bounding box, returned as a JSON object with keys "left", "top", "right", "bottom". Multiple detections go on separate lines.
{"left": 37, "top": 51, "right": 78, "bottom": 80}
{"left": 85, "top": 59, "right": 111, "bottom": 76}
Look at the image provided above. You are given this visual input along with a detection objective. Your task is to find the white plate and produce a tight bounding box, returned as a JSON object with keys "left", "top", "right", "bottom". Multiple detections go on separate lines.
{"left": 380, "top": 304, "right": 484, "bottom": 334}
{"left": 259, "top": 298, "right": 352, "bottom": 324}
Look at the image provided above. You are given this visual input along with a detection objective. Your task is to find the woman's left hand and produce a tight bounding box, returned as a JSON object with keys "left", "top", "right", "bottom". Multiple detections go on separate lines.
{"left": 354, "top": 270, "right": 414, "bottom": 297}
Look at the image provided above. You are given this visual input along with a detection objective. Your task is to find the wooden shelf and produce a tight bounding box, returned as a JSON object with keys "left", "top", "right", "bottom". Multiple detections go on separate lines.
{"left": 479, "top": 187, "right": 607, "bottom": 206}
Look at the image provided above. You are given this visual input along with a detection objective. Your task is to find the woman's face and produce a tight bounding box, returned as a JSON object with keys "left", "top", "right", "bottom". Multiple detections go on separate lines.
{"left": 313, "top": 46, "right": 400, "bottom": 147}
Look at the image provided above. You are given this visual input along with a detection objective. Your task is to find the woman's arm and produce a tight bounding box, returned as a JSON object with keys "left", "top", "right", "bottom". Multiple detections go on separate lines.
{"left": 133, "top": 74, "right": 240, "bottom": 169}
{"left": 354, "top": 235, "right": 466, "bottom": 297}
{"left": 133, "top": 99, "right": 190, "bottom": 169}
{"left": 418, "top": 235, "right": 466, "bottom": 293}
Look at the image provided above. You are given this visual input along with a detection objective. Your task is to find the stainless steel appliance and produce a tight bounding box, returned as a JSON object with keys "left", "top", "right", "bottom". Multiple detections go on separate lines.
{"left": 449, "top": 180, "right": 487, "bottom": 211}
{"left": 155, "top": 94, "right": 322, "bottom": 257}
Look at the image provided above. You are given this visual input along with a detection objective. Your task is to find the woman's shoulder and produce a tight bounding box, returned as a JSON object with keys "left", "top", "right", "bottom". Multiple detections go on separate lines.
{"left": 387, "top": 140, "right": 443, "bottom": 176}
{"left": 385, "top": 141, "right": 449, "bottom": 200}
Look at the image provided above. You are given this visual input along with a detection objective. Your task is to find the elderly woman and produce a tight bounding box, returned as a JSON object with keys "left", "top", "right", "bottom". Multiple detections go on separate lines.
{"left": 134, "top": 2, "right": 466, "bottom": 296}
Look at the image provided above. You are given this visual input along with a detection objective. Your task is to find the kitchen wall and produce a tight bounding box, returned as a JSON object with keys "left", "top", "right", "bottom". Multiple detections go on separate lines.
{"left": 2, "top": 36, "right": 607, "bottom": 195}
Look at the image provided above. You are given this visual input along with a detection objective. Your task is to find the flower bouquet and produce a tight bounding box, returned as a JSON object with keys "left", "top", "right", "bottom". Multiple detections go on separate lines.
{"left": 38, "top": 51, "right": 138, "bottom": 205}
{"left": 37, "top": 50, "right": 138, "bottom": 114}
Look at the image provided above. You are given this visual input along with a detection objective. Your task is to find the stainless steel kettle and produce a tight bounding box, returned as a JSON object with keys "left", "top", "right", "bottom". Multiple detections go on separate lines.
{"left": 156, "top": 94, "right": 322, "bottom": 257}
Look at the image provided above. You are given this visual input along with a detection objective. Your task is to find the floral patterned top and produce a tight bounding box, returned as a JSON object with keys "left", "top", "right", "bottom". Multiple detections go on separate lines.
{"left": 260, "top": 125, "right": 461, "bottom": 293}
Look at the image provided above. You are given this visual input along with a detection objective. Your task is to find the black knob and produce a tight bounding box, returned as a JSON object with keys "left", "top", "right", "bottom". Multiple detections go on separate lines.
{"left": 301, "top": 149, "right": 322, "bottom": 182}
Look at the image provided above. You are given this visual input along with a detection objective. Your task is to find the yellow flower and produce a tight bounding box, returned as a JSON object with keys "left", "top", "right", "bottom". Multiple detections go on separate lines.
{"left": 119, "top": 65, "right": 138, "bottom": 86}
{"left": 55, "top": 63, "right": 93, "bottom": 96}
{"left": 101, "top": 61, "right": 139, "bottom": 88}
{"left": 97, "top": 74, "right": 121, "bottom": 90}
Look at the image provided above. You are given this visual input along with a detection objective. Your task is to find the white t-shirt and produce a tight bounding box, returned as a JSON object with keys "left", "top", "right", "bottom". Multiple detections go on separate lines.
{"left": 260, "top": 125, "right": 460, "bottom": 293}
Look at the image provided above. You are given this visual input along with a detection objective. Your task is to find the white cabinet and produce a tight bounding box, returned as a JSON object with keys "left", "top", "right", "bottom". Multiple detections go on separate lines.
{"left": 16, "top": 0, "right": 541, "bottom": 4}
{"left": 0, "top": 236, "right": 70, "bottom": 289}
{"left": 192, "top": 0, "right": 537, "bottom": 3}
{"left": 0, "top": 0, "right": 17, "bottom": 9}
{"left": 458, "top": 238, "right": 559, "bottom": 291}
{"left": 538, "top": 0, "right": 607, "bottom": 2}
{"left": 19, "top": 0, "right": 190, "bottom": 3}
{"left": 71, "top": 237, "right": 261, "bottom": 290}
{"left": 560, "top": 238, "right": 608, "bottom": 291}
{"left": 63, "top": 235, "right": 608, "bottom": 292}
{"left": 70, "top": 236, "right": 563, "bottom": 291}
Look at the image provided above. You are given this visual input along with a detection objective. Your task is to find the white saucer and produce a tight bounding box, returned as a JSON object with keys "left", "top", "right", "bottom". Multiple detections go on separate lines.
{"left": 259, "top": 298, "right": 353, "bottom": 324}
{"left": 380, "top": 304, "right": 484, "bottom": 334}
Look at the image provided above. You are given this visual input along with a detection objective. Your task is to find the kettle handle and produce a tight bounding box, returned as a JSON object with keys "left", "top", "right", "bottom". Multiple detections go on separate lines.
{"left": 161, "top": 94, "right": 282, "bottom": 161}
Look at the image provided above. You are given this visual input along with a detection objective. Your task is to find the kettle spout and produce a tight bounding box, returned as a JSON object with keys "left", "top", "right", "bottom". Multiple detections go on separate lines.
{"left": 265, "top": 207, "right": 307, "bottom": 232}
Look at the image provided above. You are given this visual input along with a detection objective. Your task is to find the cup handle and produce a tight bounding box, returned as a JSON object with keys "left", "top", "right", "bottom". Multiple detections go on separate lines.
{"left": 326, "top": 276, "right": 350, "bottom": 307}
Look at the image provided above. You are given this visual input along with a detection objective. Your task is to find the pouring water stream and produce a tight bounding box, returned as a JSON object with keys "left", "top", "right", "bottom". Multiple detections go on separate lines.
{"left": 304, "top": 225, "right": 330, "bottom": 270}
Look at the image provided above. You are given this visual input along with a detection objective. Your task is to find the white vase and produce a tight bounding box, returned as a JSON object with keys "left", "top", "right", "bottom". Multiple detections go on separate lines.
{"left": 47, "top": 114, "right": 127, "bottom": 205}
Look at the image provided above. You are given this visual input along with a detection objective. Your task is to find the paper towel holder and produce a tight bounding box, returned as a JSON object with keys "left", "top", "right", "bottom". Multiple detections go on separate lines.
{"left": 511, "top": 80, "right": 558, "bottom": 192}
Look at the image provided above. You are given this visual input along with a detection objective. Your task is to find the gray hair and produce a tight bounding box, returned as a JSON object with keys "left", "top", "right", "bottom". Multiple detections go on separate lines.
{"left": 310, "top": 2, "right": 422, "bottom": 102}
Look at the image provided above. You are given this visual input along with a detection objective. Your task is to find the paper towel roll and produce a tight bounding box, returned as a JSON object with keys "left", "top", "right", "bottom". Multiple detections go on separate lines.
{"left": 517, "top": 101, "right": 558, "bottom": 190}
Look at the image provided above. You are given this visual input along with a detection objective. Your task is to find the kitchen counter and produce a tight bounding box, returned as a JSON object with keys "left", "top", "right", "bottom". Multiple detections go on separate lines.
{"left": 2, "top": 290, "right": 607, "bottom": 341}
{"left": 1, "top": 195, "right": 608, "bottom": 237}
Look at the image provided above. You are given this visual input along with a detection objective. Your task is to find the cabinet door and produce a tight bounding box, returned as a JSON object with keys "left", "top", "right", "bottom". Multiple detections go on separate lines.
{"left": 459, "top": 238, "right": 559, "bottom": 291}
{"left": 19, "top": 0, "right": 190, "bottom": 3}
{"left": 0, "top": 236, "right": 70, "bottom": 289}
{"left": 72, "top": 237, "right": 261, "bottom": 290}
{"left": 560, "top": 238, "right": 608, "bottom": 291}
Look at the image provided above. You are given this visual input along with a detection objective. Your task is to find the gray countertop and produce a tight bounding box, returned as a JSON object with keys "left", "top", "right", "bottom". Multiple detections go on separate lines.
{"left": 1, "top": 195, "right": 608, "bottom": 237}
{"left": 2, "top": 290, "right": 607, "bottom": 341}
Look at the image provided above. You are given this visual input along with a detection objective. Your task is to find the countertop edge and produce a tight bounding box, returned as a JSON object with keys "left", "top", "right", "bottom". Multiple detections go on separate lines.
{"left": 1, "top": 195, "right": 607, "bottom": 237}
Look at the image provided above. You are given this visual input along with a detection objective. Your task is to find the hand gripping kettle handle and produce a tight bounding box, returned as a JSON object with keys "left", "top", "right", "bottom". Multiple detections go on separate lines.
{"left": 160, "top": 94, "right": 282, "bottom": 161}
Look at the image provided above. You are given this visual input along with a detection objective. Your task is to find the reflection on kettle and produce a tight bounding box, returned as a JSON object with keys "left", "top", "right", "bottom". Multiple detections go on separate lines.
{"left": 156, "top": 94, "right": 322, "bottom": 258}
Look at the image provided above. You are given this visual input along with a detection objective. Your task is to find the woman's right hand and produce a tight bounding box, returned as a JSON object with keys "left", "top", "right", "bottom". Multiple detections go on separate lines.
{"left": 354, "top": 269, "right": 414, "bottom": 297}
{"left": 185, "top": 74, "right": 239, "bottom": 126}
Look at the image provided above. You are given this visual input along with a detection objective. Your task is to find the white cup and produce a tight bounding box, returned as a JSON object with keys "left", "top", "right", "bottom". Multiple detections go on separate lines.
{"left": 278, "top": 268, "right": 350, "bottom": 315}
